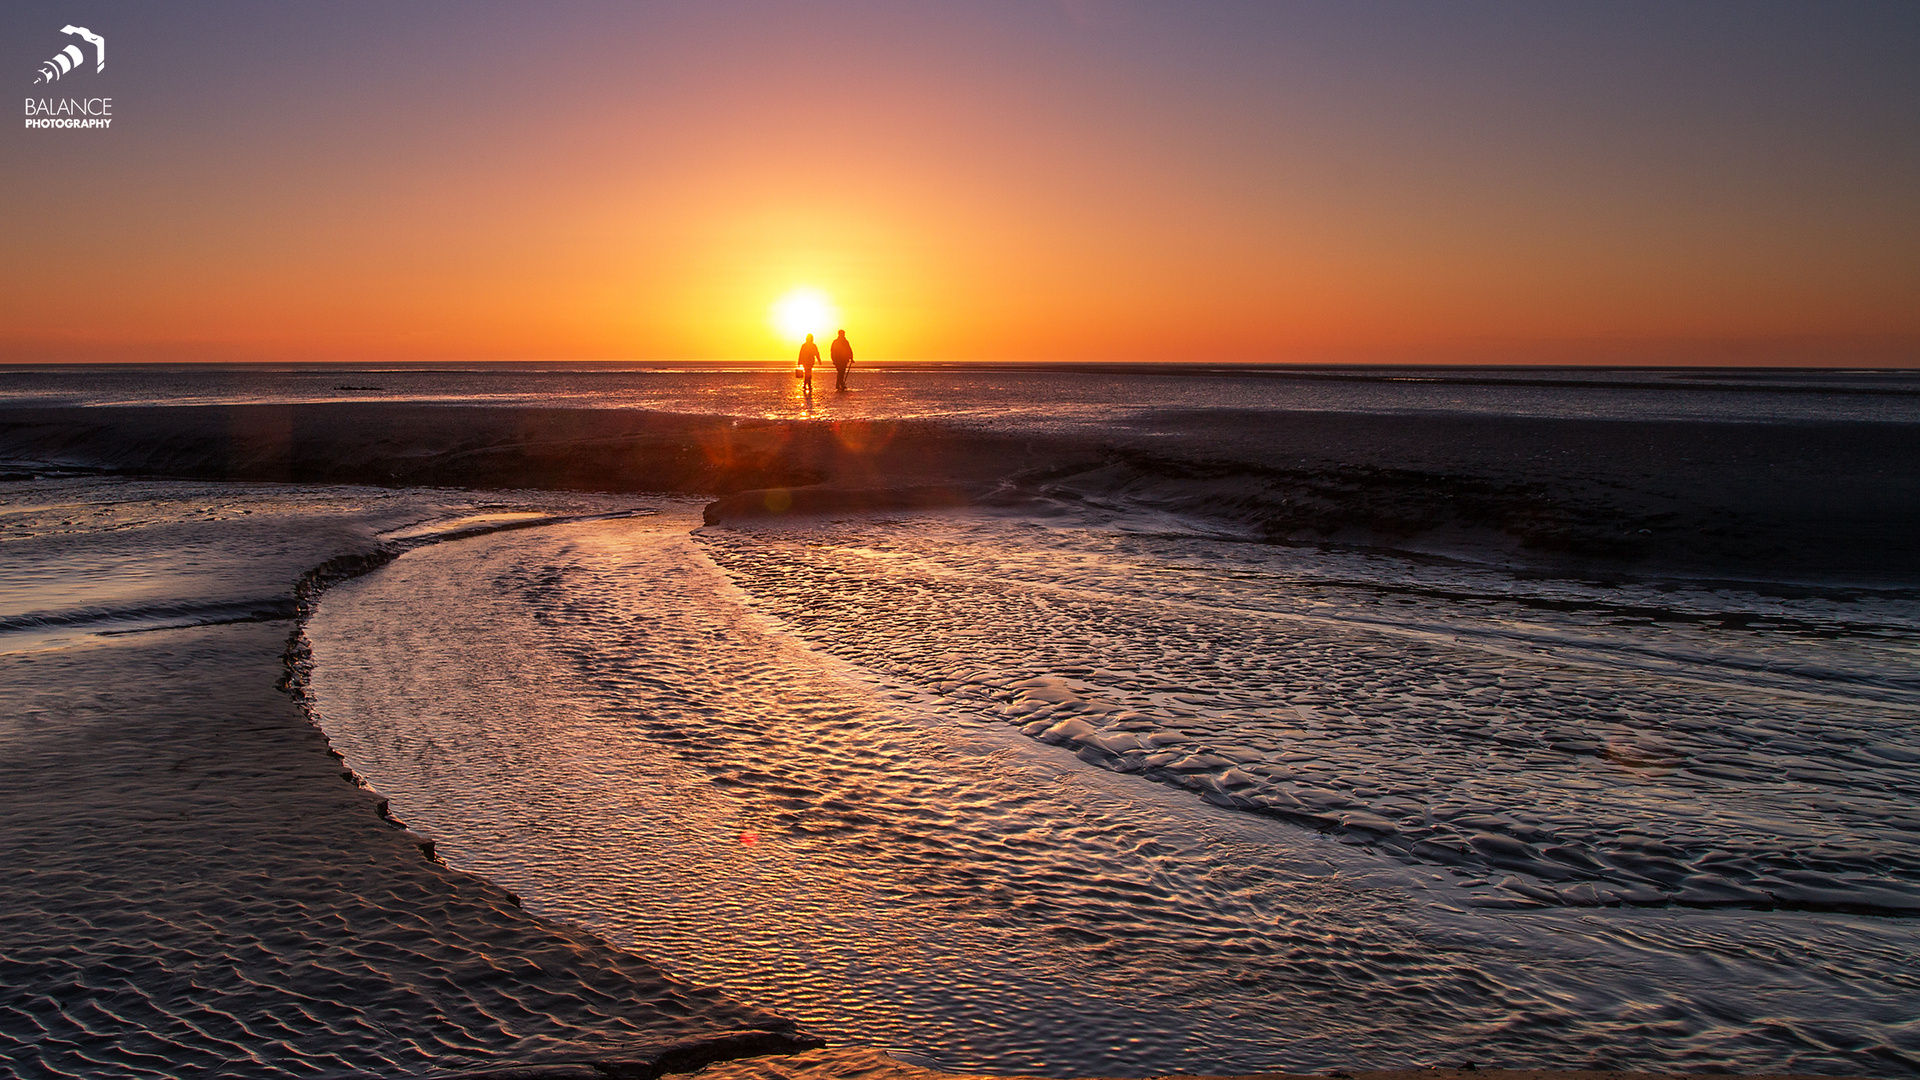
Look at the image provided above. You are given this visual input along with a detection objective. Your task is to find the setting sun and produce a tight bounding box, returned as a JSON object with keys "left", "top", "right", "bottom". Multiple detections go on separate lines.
{"left": 771, "top": 288, "right": 840, "bottom": 344}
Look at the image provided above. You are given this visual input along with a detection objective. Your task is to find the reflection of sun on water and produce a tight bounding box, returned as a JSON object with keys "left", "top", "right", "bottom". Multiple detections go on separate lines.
{"left": 771, "top": 288, "right": 838, "bottom": 343}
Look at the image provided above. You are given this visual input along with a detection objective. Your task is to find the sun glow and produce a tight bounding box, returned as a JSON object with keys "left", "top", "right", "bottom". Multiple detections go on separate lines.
{"left": 771, "top": 288, "right": 839, "bottom": 344}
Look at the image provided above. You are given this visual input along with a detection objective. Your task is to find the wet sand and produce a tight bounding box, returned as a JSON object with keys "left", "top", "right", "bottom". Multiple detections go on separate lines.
{"left": 0, "top": 482, "right": 819, "bottom": 1077}
{"left": 438, "top": 1046, "right": 1881, "bottom": 1080}
{"left": 682, "top": 1048, "right": 1876, "bottom": 1080}
{"left": 2, "top": 403, "right": 1914, "bottom": 1077}
{"left": 0, "top": 619, "right": 816, "bottom": 1077}
{"left": 689, "top": 1050, "right": 1877, "bottom": 1080}
{"left": 5, "top": 402, "right": 1916, "bottom": 581}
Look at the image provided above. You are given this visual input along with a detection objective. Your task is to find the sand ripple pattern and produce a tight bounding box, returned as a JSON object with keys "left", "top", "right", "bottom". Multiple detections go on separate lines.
{"left": 699, "top": 512, "right": 1920, "bottom": 916}
{"left": 0, "top": 482, "right": 799, "bottom": 1079}
{"left": 309, "top": 511, "right": 1920, "bottom": 1076}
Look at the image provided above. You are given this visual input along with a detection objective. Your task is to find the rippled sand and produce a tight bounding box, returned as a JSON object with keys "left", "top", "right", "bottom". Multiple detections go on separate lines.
{"left": 689, "top": 1048, "right": 1877, "bottom": 1080}
{"left": 307, "top": 508, "right": 1920, "bottom": 1077}
{"left": 6, "top": 381, "right": 1919, "bottom": 1078}
{"left": 0, "top": 482, "right": 811, "bottom": 1078}
{"left": 701, "top": 512, "right": 1920, "bottom": 916}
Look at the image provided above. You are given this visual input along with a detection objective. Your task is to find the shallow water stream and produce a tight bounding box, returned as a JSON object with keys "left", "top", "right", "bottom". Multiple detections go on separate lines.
{"left": 306, "top": 506, "right": 1920, "bottom": 1076}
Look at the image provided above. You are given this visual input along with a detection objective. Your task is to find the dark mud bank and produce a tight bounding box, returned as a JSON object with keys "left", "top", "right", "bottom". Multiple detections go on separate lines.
{"left": 6, "top": 402, "right": 1915, "bottom": 583}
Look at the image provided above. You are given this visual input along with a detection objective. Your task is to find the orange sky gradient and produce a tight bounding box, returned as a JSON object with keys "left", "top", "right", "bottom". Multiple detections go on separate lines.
{"left": 4, "top": 2, "right": 1917, "bottom": 365}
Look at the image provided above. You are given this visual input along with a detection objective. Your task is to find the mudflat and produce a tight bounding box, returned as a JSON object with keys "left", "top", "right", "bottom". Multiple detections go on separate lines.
{"left": 2, "top": 400, "right": 1913, "bottom": 1077}
{"left": 0, "top": 483, "right": 816, "bottom": 1078}
{"left": 680, "top": 1048, "right": 1877, "bottom": 1080}
{"left": 5, "top": 401, "right": 1915, "bottom": 580}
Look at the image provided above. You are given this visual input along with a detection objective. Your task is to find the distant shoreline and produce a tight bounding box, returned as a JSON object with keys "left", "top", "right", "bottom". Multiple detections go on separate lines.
{"left": 6, "top": 359, "right": 1920, "bottom": 379}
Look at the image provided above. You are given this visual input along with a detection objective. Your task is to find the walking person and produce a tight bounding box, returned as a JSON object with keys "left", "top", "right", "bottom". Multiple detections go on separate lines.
{"left": 830, "top": 330, "right": 853, "bottom": 391}
{"left": 796, "top": 333, "right": 820, "bottom": 393}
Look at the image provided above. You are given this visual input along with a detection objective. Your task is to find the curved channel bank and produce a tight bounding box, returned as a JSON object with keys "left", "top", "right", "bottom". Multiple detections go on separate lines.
{"left": 0, "top": 480, "right": 817, "bottom": 1079}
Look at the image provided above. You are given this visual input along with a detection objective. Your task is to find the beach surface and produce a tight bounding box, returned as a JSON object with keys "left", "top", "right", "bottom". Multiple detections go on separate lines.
{"left": 5, "top": 401, "right": 1917, "bottom": 581}
{"left": 432, "top": 1045, "right": 1878, "bottom": 1080}
{"left": 683, "top": 1049, "right": 1872, "bottom": 1080}
{"left": 0, "top": 481, "right": 816, "bottom": 1078}
{"left": 2, "top": 394, "right": 1915, "bottom": 1077}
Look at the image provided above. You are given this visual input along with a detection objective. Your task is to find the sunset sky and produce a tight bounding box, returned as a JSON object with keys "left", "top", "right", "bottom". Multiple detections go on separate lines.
{"left": 4, "top": 1, "right": 1916, "bottom": 365}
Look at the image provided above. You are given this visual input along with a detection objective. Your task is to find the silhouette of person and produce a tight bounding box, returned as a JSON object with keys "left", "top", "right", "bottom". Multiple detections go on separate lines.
{"left": 796, "top": 334, "right": 820, "bottom": 392}
{"left": 830, "top": 330, "right": 853, "bottom": 391}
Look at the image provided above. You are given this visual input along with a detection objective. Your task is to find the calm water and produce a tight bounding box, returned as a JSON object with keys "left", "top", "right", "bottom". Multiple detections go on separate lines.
{"left": 5, "top": 362, "right": 1920, "bottom": 427}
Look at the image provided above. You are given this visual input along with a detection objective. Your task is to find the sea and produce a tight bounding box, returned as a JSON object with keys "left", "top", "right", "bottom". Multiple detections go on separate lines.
{"left": 4, "top": 363, "right": 1919, "bottom": 1077}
